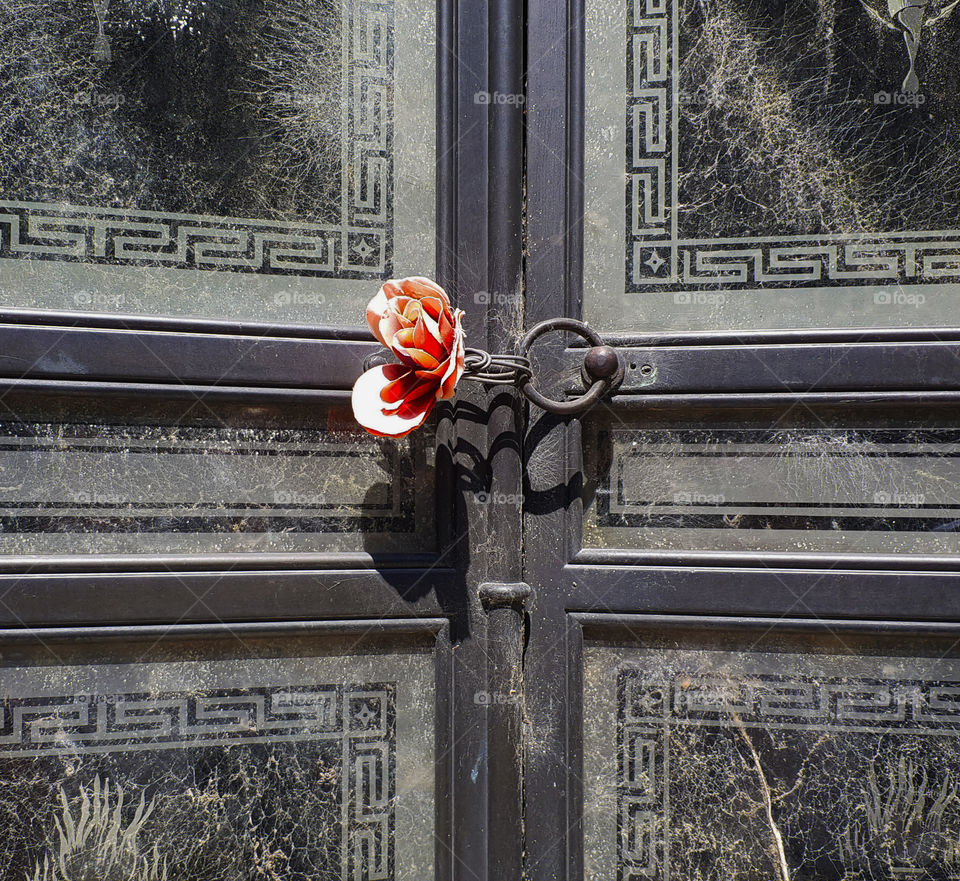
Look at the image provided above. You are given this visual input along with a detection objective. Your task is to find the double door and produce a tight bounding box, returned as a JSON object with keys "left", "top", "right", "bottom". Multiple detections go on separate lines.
{"left": 0, "top": 1, "right": 959, "bottom": 879}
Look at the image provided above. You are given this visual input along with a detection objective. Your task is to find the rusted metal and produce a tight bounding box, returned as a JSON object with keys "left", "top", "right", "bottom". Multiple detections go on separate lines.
{"left": 516, "top": 318, "right": 624, "bottom": 415}
{"left": 461, "top": 318, "right": 624, "bottom": 415}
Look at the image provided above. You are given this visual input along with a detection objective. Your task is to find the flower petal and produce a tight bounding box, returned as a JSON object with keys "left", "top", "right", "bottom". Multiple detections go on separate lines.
{"left": 418, "top": 297, "right": 447, "bottom": 344}
{"left": 399, "top": 277, "right": 450, "bottom": 306}
{"left": 414, "top": 363, "right": 448, "bottom": 381}
{"left": 402, "top": 347, "right": 441, "bottom": 370}
{"left": 414, "top": 316, "right": 445, "bottom": 361}
{"left": 392, "top": 327, "right": 440, "bottom": 369}
{"left": 438, "top": 309, "right": 466, "bottom": 399}
{"left": 437, "top": 309, "right": 455, "bottom": 348}
{"left": 380, "top": 279, "right": 406, "bottom": 301}
{"left": 380, "top": 367, "right": 424, "bottom": 405}
{"left": 401, "top": 299, "right": 422, "bottom": 322}
{"left": 378, "top": 311, "right": 410, "bottom": 348}
{"left": 352, "top": 365, "right": 434, "bottom": 438}
{"left": 384, "top": 377, "right": 438, "bottom": 413}
{"left": 365, "top": 287, "right": 391, "bottom": 346}
{"left": 395, "top": 396, "right": 438, "bottom": 422}
{"left": 418, "top": 295, "right": 443, "bottom": 322}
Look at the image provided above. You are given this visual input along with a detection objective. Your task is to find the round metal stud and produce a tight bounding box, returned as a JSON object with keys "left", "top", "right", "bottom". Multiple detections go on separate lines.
{"left": 583, "top": 345, "right": 621, "bottom": 380}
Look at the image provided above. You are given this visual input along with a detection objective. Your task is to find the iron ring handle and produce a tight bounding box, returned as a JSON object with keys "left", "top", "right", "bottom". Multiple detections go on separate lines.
{"left": 517, "top": 318, "right": 623, "bottom": 416}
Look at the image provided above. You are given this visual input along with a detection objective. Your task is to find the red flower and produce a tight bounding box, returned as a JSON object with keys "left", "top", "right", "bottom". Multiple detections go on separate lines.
{"left": 352, "top": 277, "right": 465, "bottom": 437}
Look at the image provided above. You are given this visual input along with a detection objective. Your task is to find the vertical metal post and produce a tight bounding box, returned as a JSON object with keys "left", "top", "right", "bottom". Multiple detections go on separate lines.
{"left": 482, "top": 0, "right": 528, "bottom": 877}
{"left": 447, "top": 0, "right": 527, "bottom": 876}
{"left": 479, "top": 582, "right": 531, "bottom": 880}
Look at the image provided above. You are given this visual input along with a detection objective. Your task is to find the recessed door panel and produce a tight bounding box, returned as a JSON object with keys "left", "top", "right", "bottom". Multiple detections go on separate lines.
{"left": 582, "top": 622, "right": 960, "bottom": 881}
{"left": 0, "top": 627, "right": 438, "bottom": 881}
{"left": 583, "top": 0, "right": 960, "bottom": 332}
{"left": 0, "top": 395, "right": 435, "bottom": 556}
{"left": 583, "top": 408, "right": 960, "bottom": 555}
{"left": 0, "top": 0, "right": 436, "bottom": 325}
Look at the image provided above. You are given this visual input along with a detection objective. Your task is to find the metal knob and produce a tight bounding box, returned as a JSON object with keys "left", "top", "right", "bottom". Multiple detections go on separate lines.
{"left": 584, "top": 345, "right": 621, "bottom": 380}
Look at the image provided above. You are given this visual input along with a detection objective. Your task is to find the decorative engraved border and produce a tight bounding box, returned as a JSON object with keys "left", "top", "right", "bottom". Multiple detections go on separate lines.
{"left": 595, "top": 427, "right": 960, "bottom": 533}
{"left": 617, "top": 672, "right": 669, "bottom": 881}
{"left": 0, "top": 420, "right": 419, "bottom": 535}
{"left": 622, "top": 673, "right": 960, "bottom": 733}
{"left": 616, "top": 669, "right": 960, "bottom": 881}
{"left": 0, "top": 0, "right": 393, "bottom": 280}
{"left": 623, "top": 0, "right": 960, "bottom": 291}
{"left": 625, "top": 0, "right": 678, "bottom": 288}
{"left": 675, "top": 233, "right": 960, "bottom": 290}
{"left": 0, "top": 682, "right": 396, "bottom": 881}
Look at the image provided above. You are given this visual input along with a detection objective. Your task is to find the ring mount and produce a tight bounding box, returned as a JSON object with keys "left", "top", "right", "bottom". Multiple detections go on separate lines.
{"left": 462, "top": 318, "right": 623, "bottom": 415}
{"left": 365, "top": 319, "right": 623, "bottom": 416}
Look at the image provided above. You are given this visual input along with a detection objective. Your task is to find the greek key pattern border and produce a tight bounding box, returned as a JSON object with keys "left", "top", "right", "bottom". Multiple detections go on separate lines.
{"left": 621, "top": 0, "right": 960, "bottom": 291}
{"left": 626, "top": 0, "right": 677, "bottom": 290}
{"left": 0, "top": 682, "right": 396, "bottom": 881}
{"left": 677, "top": 235, "right": 960, "bottom": 289}
{"left": 0, "top": 0, "right": 393, "bottom": 280}
{"left": 0, "top": 683, "right": 393, "bottom": 753}
{"left": 622, "top": 673, "right": 960, "bottom": 732}
{"left": 616, "top": 670, "right": 960, "bottom": 881}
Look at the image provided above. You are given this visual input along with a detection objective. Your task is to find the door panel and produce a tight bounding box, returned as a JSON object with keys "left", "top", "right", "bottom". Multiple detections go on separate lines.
{"left": 0, "top": 0, "right": 436, "bottom": 327}
{"left": 0, "top": 392, "right": 435, "bottom": 558}
{"left": 0, "top": 621, "right": 446, "bottom": 881}
{"left": 582, "top": 0, "right": 960, "bottom": 333}
{"left": 578, "top": 616, "right": 960, "bottom": 881}
{"left": 582, "top": 407, "right": 960, "bottom": 556}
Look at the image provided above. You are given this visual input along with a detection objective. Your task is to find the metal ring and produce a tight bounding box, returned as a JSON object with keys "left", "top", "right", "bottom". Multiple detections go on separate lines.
{"left": 517, "top": 318, "right": 618, "bottom": 415}
{"left": 462, "top": 348, "right": 533, "bottom": 386}
{"left": 464, "top": 348, "right": 493, "bottom": 372}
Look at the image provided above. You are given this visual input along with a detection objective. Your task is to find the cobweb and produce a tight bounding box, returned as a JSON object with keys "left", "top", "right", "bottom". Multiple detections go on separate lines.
{"left": 0, "top": 0, "right": 345, "bottom": 222}
{"left": 0, "top": 743, "right": 346, "bottom": 881}
{"left": 677, "top": 0, "right": 960, "bottom": 239}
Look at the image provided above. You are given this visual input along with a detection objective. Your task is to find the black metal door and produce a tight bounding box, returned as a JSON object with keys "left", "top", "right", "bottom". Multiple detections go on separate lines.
{"left": 0, "top": 2, "right": 519, "bottom": 879}
{"left": 522, "top": 2, "right": 960, "bottom": 880}
{"left": 3, "top": 1, "right": 960, "bottom": 879}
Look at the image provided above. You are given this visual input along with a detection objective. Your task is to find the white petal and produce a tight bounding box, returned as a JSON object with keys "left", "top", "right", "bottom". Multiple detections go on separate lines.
{"left": 437, "top": 310, "right": 466, "bottom": 399}
{"left": 419, "top": 297, "right": 444, "bottom": 345}
{"left": 351, "top": 366, "right": 432, "bottom": 437}
{"left": 365, "top": 288, "right": 392, "bottom": 345}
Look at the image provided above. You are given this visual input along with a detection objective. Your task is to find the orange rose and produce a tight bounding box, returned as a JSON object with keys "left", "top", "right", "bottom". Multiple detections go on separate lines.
{"left": 352, "top": 277, "right": 465, "bottom": 437}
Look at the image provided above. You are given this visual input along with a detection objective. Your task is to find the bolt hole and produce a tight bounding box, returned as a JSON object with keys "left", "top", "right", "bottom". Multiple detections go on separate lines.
{"left": 629, "top": 362, "right": 637, "bottom": 370}
{"left": 639, "top": 364, "right": 654, "bottom": 376}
